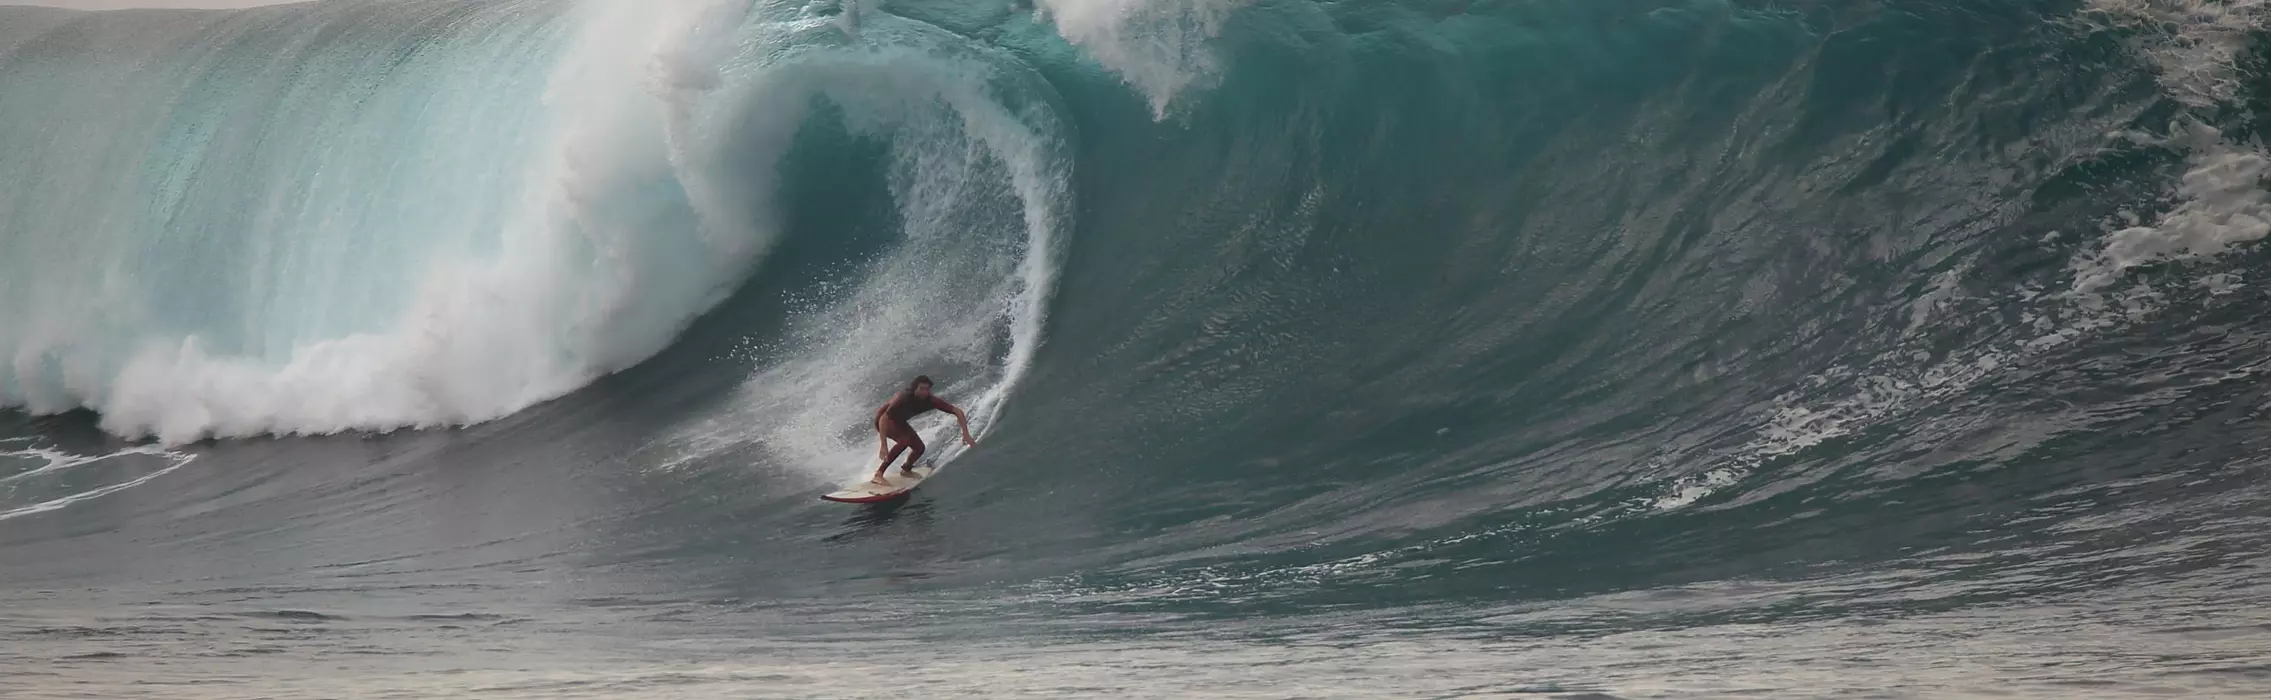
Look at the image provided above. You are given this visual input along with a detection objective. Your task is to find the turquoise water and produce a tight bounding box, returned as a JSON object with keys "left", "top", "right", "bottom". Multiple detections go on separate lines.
{"left": 3, "top": 0, "right": 2269, "bottom": 697}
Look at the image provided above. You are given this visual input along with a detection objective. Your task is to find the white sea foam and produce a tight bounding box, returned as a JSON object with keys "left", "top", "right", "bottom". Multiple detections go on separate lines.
{"left": 0, "top": 438, "right": 194, "bottom": 521}
{"left": 1035, "top": 0, "right": 1245, "bottom": 116}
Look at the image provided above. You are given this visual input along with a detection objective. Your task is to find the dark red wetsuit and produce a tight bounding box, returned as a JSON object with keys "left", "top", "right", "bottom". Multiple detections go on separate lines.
{"left": 883, "top": 391, "right": 947, "bottom": 423}
{"left": 876, "top": 391, "right": 948, "bottom": 469}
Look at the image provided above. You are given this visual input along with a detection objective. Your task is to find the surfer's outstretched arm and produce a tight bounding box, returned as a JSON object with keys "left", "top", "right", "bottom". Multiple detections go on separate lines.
{"left": 939, "top": 401, "right": 977, "bottom": 446}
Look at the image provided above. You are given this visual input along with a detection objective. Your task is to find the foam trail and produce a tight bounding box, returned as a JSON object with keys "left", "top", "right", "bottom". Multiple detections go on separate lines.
{"left": 0, "top": 439, "right": 195, "bottom": 522}
{"left": 2081, "top": 0, "right": 2266, "bottom": 107}
{"left": 2070, "top": 122, "right": 2271, "bottom": 294}
{"left": 2066, "top": 0, "right": 2271, "bottom": 293}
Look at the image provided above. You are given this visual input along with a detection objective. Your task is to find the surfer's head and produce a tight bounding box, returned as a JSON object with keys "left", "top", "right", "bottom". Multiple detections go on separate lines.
{"left": 909, "top": 375, "right": 933, "bottom": 397}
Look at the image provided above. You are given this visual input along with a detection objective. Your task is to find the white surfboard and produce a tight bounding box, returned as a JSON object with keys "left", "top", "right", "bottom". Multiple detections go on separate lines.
{"left": 820, "top": 463, "right": 938, "bottom": 503}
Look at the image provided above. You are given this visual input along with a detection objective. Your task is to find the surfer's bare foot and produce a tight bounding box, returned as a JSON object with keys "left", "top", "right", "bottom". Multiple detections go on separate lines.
{"left": 868, "top": 476, "right": 891, "bottom": 486}
{"left": 899, "top": 469, "right": 920, "bottom": 477}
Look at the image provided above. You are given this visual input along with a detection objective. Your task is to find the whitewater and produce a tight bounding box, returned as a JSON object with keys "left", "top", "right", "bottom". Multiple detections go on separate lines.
{"left": 5, "top": 0, "right": 2271, "bottom": 697}
{"left": 0, "top": 0, "right": 1068, "bottom": 456}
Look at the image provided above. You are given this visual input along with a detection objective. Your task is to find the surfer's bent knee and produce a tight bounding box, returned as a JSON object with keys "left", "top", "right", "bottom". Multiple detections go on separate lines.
{"left": 878, "top": 418, "right": 921, "bottom": 446}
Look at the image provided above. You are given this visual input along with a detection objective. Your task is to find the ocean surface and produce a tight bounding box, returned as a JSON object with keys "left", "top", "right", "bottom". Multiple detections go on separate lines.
{"left": 4, "top": 0, "right": 2271, "bottom": 697}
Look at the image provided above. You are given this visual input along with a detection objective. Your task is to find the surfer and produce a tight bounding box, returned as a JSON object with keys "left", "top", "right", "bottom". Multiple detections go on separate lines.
{"left": 870, "top": 375, "right": 975, "bottom": 486}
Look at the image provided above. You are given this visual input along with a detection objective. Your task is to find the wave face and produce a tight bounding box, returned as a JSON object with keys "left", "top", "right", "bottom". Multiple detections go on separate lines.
{"left": 5, "top": 0, "right": 2271, "bottom": 697}
{"left": 0, "top": 0, "right": 1068, "bottom": 450}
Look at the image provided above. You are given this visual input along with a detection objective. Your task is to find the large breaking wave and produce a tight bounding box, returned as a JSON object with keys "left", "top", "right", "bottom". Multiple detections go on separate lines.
{"left": 6, "top": 2, "right": 2271, "bottom": 695}
{"left": 1, "top": 0, "right": 2269, "bottom": 563}
{"left": 0, "top": 0, "right": 1068, "bottom": 462}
